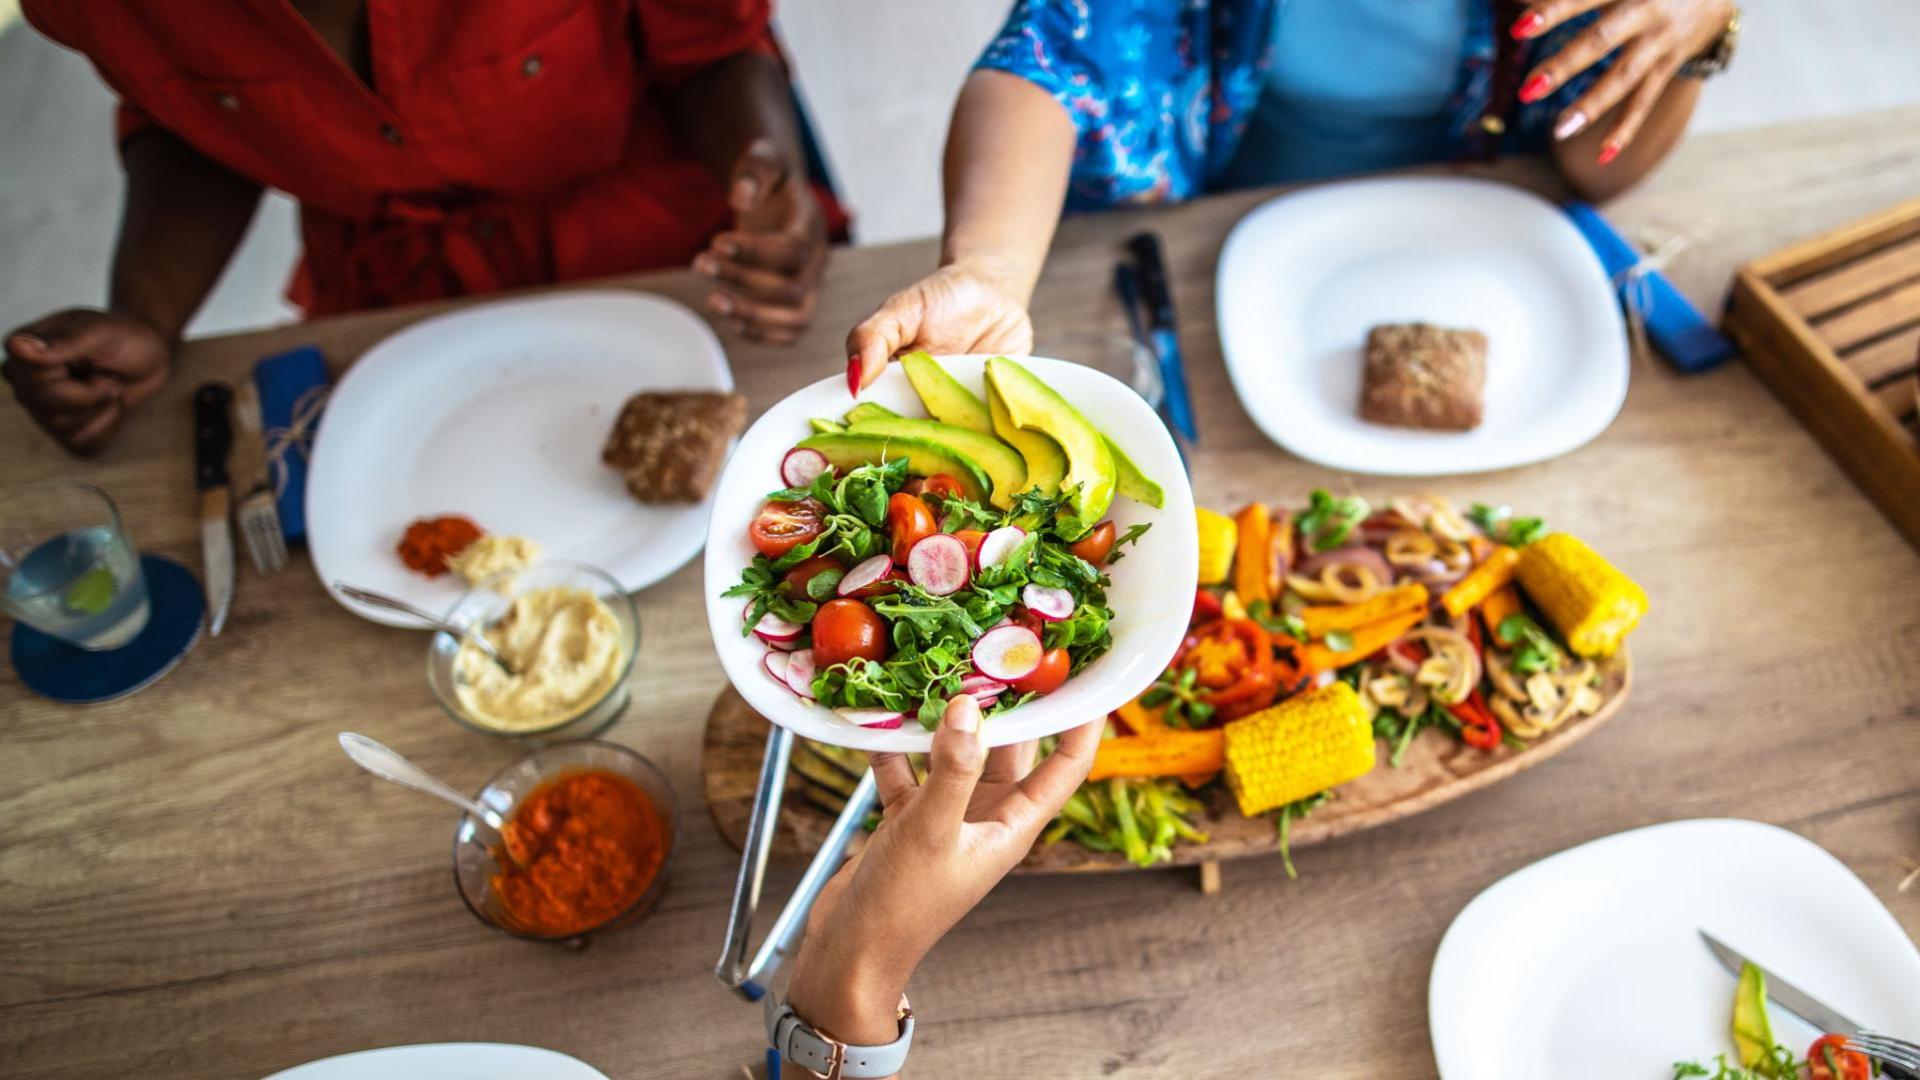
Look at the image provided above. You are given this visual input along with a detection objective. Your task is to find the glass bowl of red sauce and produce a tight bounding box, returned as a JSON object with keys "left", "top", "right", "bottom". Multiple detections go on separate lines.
{"left": 452, "top": 740, "right": 676, "bottom": 942}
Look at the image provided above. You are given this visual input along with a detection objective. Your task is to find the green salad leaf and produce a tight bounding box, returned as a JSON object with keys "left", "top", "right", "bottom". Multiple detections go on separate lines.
{"left": 1296, "top": 489, "right": 1370, "bottom": 552}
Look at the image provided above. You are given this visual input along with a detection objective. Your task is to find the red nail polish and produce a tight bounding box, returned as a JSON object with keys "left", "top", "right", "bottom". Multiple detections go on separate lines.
{"left": 1596, "top": 142, "right": 1622, "bottom": 166}
{"left": 1512, "top": 11, "right": 1545, "bottom": 39}
{"left": 846, "top": 356, "right": 862, "bottom": 398}
{"left": 1518, "top": 74, "right": 1552, "bottom": 104}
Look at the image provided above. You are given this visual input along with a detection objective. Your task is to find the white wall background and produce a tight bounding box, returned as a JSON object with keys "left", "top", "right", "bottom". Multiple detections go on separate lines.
{"left": 1, "top": 0, "right": 1916, "bottom": 339}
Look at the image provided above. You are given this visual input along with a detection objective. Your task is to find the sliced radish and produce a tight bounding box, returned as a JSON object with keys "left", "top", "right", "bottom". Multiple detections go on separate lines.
{"left": 971, "top": 694, "right": 1001, "bottom": 710}
{"left": 837, "top": 554, "right": 895, "bottom": 599}
{"left": 767, "top": 637, "right": 801, "bottom": 652}
{"left": 906, "top": 533, "right": 970, "bottom": 596}
{"left": 972, "top": 624, "right": 1043, "bottom": 682}
{"left": 747, "top": 608, "right": 803, "bottom": 644}
{"left": 763, "top": 650, "right": 791, "bottom": 687}
{"left": 975, "top": 526, "right": 1027, "bottom": 570}
{"left": 957, "top": 673, "right": 1007, "bottom": 697}
{"left": 780, "top": 447, "right": 830, "bottom": 488}
{"left": 783, "top": 648, "right": 817, "bottom": 699}
{"left": 834, "top": 707, "right": 904, "bottom": 730}
{"left": 1021, "top": 584, "right": 1075, "bottom": 622}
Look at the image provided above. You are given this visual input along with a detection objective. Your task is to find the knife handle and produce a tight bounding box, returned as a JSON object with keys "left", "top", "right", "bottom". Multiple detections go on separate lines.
{"left": 194, "top": 382, "right": 234, "bottom": 491}
{"left": 1127, "top": 231, "right": 1176, "bottom": 327}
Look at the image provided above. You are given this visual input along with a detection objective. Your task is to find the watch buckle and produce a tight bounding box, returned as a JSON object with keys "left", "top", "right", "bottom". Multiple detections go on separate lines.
{"left": 800, "top": 1042, "right": 844, "bottom": 1080}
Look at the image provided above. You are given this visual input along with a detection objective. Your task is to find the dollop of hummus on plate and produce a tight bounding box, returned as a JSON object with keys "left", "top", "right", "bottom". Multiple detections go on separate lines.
{"left": 454, "top": 585, "right": 624, "bottom": 731}
{"left": 448, "top": 534, "right": 543, "bottom": 586}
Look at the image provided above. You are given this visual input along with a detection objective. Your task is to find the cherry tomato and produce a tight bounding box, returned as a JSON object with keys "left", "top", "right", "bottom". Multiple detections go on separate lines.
{"left": 887, "top": 493, "right": 937, "bottom": 565}
{"left": 1005, "top": 606, "right": 1044, "bottom": 636}
{"left": 952, "top": 529, "right": 987, "bottom": 565}
{"left": 1069, "top": 520, "right": 1118, "bottom": 565}
{"left": 812, "top": 599, "right": 888, "bottom": 667}
{"left": 1806, "top": 1036, "right": 1871, "bottom": 1080}
{"left": 1007, "top": 647, "right": 1071, "bottom": 696}
{"left": 781, "top": 556, "right": 842, "bottom": 597}
{"left": 904, "top": 474, "right": 964, "bottom": 501}
{"left": 750, "top": 498, "right": 827, "bottom": 558}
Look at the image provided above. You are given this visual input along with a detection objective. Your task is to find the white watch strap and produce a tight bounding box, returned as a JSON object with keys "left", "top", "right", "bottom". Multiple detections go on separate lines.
{"left": 766, "top": 994, "right": 914, "bottom": 1078}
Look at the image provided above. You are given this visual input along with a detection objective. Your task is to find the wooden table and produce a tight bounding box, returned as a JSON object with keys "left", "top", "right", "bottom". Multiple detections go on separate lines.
{"left": 5, "top": 107, "right": 1918, "bottom": 1080}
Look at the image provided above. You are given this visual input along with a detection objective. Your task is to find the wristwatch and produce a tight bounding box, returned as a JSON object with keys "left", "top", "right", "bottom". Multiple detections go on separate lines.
{"left": 767, "top": 994, "right": 915, "bottom": 1079}
{"left": 1680, "top": 6, "right": 1741, "bottom": 78}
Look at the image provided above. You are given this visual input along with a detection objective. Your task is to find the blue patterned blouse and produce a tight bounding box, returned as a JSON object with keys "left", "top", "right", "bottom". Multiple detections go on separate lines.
{"left": 975, "top": 0, "right": 1607, "bottom": 211}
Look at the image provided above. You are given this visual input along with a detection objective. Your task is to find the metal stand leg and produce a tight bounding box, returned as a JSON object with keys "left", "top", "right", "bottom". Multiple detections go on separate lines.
{"left": 715, "top": 724, "right": 881, "bottom": 1002}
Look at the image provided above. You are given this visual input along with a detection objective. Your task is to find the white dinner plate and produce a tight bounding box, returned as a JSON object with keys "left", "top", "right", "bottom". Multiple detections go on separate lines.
{"left": 1215, "top": 176, "right": 1629, "bottom": 476}
{"left": 1430, "top": 819, "right": 1920, "bottom": 1079}
{"left": 261, "top": 1043, "right": 608, "bottom": 1080}
{"left": 307, "top": 291, "right": 731, "bottom": 626}
{"left": 704, "top": 354, "right": 1198, "bottom": 753}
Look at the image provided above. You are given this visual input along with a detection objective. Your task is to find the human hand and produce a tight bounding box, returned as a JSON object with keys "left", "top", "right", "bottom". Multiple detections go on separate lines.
{"left": 845, "top": 259, "right": 1034, "bottom": 396}
{"left": 1513, "top": 0, "right": 1736, "bottom": 163}
{"left": 784, "top": 696, "right": 1101, "bottom": 1044}
{"left": 3, "top": 308, "right": 173, "bottom": 456}
{"left": 696, "top": 137, "right": 828, "bottom": 346}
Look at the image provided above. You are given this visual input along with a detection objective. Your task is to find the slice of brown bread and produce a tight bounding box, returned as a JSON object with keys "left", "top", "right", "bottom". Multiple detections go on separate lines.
{"left": 1358, "top": 323, "right": 1487, "bottom": 432}
{"left": 602, "top": 390, "right": 747, "bottom": 503}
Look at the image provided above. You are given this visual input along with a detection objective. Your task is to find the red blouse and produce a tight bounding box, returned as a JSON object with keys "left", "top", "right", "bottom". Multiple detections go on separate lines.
{"left": 25, "top": 0, "right": 779, "bottom": 315}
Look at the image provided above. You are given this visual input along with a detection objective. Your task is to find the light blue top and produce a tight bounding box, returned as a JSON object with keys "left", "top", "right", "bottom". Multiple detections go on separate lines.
{"left": 1225, "top": 0, "right": 1473, "bottom": 186}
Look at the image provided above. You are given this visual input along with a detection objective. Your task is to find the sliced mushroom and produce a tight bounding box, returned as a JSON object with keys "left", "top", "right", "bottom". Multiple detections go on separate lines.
{"left": 1487, "top": 651, "right": 1528, "bottom": 702}
{"left": 1368, "top": 674, "right": 1412, "bottom": 709}
{"left": 1572, "top": 684, "right": 1604, "bottom": 716}
{"left": 1491, "top": 693, "right": 1543, "bottom": 739}
{"left": 1525, "top": 672, "right": 1563, "bottom": 713}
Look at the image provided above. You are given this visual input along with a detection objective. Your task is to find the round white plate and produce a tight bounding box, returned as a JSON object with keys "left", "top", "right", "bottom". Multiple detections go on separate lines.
{"left": 1215, "top": 176, "right": 1629, "bottom": 476}
{"left": 704, "top": 354, "right": 1198, "bottom": 753}
{"left": 307, "top": 291, "right": 731, "bottom": 626}
{"left": 1430, "top": 819, "right": 1920, "bottom": 1079}
{"left": 261, "top": 1043, "right": 608, "bottom": 1080}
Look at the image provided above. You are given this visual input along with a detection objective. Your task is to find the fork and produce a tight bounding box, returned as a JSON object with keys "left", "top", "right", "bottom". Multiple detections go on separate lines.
{"left": 230, "top": 383, "right": 288, "bottom": 574}
{"left": 1840, "top": 1032, "right": 1920, "bottom": 1079}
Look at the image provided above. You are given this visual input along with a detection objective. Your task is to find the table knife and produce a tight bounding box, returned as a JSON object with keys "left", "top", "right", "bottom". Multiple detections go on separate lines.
{"left": 194, "top": 382, "right": 236, "bottom": 637}
{"left": 1125, "top": 231, "right": 1199, "bottom": 444}
{"left": 1700, "top": 930, "right": 1917, "bottom": 1079}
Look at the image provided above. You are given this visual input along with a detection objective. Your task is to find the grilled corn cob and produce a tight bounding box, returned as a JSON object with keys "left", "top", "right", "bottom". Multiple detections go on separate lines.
{"left": 1222, "top": 682, "right": 1375, "bottom": 816}
{"left": 1195, "top": 507, "right": 1238, "bottom": 586}
{"left": 1514, "top": 533, "right": 1647, "bottom": 657}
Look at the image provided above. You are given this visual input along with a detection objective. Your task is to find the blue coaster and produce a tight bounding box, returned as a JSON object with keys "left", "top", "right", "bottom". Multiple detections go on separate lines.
{"left": 10, "top": 554, "right": 204, "bottom": 704}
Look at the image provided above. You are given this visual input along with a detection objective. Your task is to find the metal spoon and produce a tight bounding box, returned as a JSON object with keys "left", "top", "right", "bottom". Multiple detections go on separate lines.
{"left": 331, "top": 580, "right": 515, "bottom": 675}
{"left": 337, "top": 732, "right": 526, "bottom": 864}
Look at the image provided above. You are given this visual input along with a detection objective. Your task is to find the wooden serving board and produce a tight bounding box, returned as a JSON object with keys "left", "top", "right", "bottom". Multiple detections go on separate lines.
{"left": 701, "top": 650, "right": 1631, "bottom": 874}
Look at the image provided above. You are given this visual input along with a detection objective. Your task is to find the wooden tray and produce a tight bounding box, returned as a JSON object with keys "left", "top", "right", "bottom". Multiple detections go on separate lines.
{"left": 701, "top": 650, "right": 1631, "bottom": 875}
{"left": 1724, "top": 198, "right": 1920, "bottom": 551}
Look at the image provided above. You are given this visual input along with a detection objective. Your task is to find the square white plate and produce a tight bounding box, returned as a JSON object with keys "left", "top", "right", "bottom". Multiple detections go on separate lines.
{"left": 1215, "top": 176, "right": 1629, "bottom": 476}
{"left": 703, "top": 355, "right": 1198, "bottom": 753}
{"left": 306, "top": 291, "right": 731, "bottom": 626}
{"left": 1430, "top": 819, "right": 1920, "bottom": 1078}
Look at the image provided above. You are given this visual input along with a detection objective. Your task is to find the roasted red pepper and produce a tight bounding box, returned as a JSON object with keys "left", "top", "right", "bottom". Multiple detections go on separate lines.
{"left": 1191, "top": 588, "right": 1223, "bottom": 625}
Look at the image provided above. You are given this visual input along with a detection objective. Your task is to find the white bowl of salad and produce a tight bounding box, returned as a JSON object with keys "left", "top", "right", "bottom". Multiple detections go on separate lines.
{"left": 704, "top": 353, "right": 1198, "bottom": 752}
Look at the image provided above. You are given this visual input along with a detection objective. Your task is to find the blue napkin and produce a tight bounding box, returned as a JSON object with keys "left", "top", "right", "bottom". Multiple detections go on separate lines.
{"left": 1563, "top": 202, "right": 1735, "bottom": 374}
{"left": 252, "top": 345, "right": 331, "bottom": 543}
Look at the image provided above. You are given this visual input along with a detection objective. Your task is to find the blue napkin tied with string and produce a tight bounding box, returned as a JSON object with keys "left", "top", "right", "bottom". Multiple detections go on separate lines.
{"left": 251, "top": 346, "right": 330, "bottom": 543}
{"left": 1563, "top": 202, "right": 1735, "bottom": 374}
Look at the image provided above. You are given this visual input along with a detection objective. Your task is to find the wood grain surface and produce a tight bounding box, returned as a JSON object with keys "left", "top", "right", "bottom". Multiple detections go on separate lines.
{"left": 4, "top": 108, "right": 1919, "bottom": 1080}
{"left": 702, "top": 649, "right": 1631, "bottom": 873}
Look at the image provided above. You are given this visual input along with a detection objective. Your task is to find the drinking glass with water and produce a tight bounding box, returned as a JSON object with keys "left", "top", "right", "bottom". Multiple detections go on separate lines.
{"left": 1, "top": 482, "right": 150, "bottom": 650}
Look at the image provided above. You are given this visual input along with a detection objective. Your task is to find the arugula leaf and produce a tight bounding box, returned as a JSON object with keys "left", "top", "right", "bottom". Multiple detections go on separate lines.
{"left": 1103, "top": 522, "right": 1152, "bottom": 563}
{"left": 805, "top": 569, "right": 843, "bottom": 601}
{"left": 1496, "top": 614, "right": 1563, "bottom": 674}
{"left": 938, "top": 496, "right": 1002, "bottom": 534}
{"left": 1296, "top": 489, "right": 1370, "bottom": 553}
{"left": 1468, "top": 502, "right": 1547, "bottom": 546}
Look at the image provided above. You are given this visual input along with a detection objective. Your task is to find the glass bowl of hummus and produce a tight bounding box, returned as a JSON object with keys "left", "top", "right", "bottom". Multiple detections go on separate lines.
{"left": 427, "top": 560, "right": 639, "bottom": 740}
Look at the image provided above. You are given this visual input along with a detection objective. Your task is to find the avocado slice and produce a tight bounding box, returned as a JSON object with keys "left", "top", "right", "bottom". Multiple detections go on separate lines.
{"left": 1731, "top": 962, "right": 1774, "bottom": 1069}
{"left": 987, "top": 378, "right": 1067, "bottom": 496}
{"left": 901, "top": 352, "right": 993, "bottom": 434}
{"left": 846, "top": 415, "right": 1027, "bottom": 509}
{"left": 795, "top": 432, "right": 991, "bottom": 503}
{"left": 843, "top": 401, "right": 898, "bottom": 426}
{"left": 1102, "top": 434, "right": 1164, "bottom": 508}
{"left": 808, "top": 417, "right": 846, "bottom": 435}
{"left": 985, "top": 357, "right": 1115, "bottom": 538}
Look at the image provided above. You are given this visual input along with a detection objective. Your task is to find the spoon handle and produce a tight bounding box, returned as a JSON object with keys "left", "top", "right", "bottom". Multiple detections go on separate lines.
{"left": 332, "top": 582, "right": 444, "bottom": 627}
{"left": 338, "top": 732, "right": 500, "bottom": 827}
